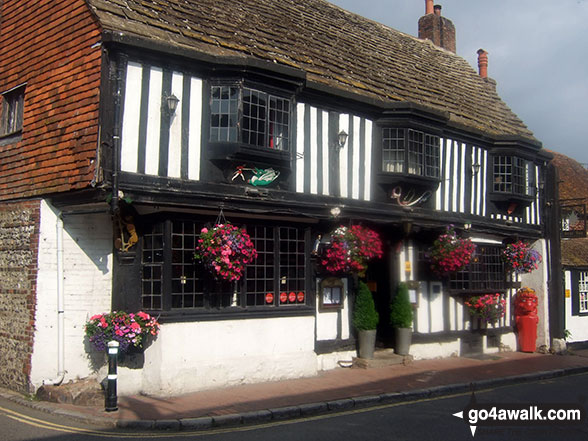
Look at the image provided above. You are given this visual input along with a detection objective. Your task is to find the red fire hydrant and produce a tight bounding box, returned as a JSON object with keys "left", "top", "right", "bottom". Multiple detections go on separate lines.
{"left": 514, "top": 288, "right": 539, "bottom": 352}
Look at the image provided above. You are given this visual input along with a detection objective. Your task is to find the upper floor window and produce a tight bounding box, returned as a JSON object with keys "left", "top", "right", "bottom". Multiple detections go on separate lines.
{"left": 0, "top": 85, "right": 25, "bottom": 137}
{"left": 382, "top": 128, "right": 440, "bottom": 179}
{"left": 210, "top": 85, "right": 291, "bottom": 151}
{"left": 492, "top": 155, "right": 536, "bottom": 198}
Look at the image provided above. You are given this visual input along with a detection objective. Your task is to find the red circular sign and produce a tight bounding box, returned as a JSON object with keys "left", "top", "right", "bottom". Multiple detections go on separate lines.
{"left": 280, "top": 292, "right": 288, "bottom": 303}
{"left": 288, "top": 292, "right": 296, "bottom": 302}
{"left": 297, "top": 291, "right": 305, "bottom": 302}
{"left": 265, "top": 293, "right": 274, "bottom": 304}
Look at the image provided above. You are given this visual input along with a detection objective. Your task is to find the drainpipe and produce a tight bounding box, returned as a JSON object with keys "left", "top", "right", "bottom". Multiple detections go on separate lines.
{"left": 111, "top": 55, "right": 125, "bottom": 216}
{"left": 43, "top": 213, "right": 65, "bottom": 386}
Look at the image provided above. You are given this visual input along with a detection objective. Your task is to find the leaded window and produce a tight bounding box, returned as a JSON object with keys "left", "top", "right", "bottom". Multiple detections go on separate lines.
{"left": 448, "top": 245, "right": 507, "bottom": 292}
{"left": 492, "top": 155, "right": 536, "bottom": 197}
{"left": 382, "top": 128, "right": 440, "bottom": 179}
{"left": 140, "top": 220, "right": 307, "bottom": 311}
{"left": 0, "top": 85, "right": 25, "bottom": 136}
{"left": 210, "top": 85, "right": 290, "bottom": 151}
{"left": 579, "top": 271, "right": 588, "bottom": 314}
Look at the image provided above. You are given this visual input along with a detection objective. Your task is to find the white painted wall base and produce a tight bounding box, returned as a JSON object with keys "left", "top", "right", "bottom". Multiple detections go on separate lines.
{"left": 30, "top": 200, "right": 113, "bottom": 390}
{"left": 409, "top": 331, "right": 516, "bottom": 360}
{"left": 317, "top": 350, "right": 356, "bottom": 371}
{"left": 103, "top": 317, "right": 318, "bottom": 397}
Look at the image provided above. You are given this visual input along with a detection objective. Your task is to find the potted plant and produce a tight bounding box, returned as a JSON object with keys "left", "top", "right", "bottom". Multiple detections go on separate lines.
{"left": 194, "top": 223, "right": 258, "bottom": 282}
{"left": 320, "top": 225, "right": 383, "bottom": 276}
{"left": 353, "top": 281, "right": 379, "bottom": 359}
{"left": 85, "top": 311, "right": 160, "bottom": 354}
{"left": 390, "top": 282, "right": 413, "bottom": 355}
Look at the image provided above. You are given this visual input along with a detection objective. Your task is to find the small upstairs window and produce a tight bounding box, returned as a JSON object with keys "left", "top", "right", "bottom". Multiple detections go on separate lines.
{"left": 382, "top": 128, "right": 440, "bottom": 179}
{"left": 210, "top": 85, "right": 290, "bottom": 151}
{"left": 492, "top": 155, "right": 536, "bottom": 198}
{"left": 0, "top": 85, "right": 25, "bottom": 137}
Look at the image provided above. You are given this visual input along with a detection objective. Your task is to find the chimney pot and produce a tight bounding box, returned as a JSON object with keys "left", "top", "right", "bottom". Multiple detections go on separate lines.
{"left": 425, "top": 0, "right": 434, "bottom": 14}
{"left": 477, "top": 49, "right": 488, "bottom": 79}
{"left": 434, "top": 5, "right": 442, "bottom": 16}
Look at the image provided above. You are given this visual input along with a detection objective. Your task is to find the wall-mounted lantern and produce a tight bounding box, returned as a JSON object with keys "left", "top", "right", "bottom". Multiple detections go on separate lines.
{"left": 165, "top": 94, "right": 180, "bottom": 116}
{"left": 337, "top": 130, "right": 348, "bottom": 150}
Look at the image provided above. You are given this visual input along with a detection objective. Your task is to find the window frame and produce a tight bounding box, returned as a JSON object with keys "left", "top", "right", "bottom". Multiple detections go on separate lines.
{"left": 491, "top": 154, "right": 537, "bottom": 200}
{"left": 137, "top": 216, "right": 314, "bottom": 320}
{"left": 381, "top": 127, "right": 440, "bottom": 180}
{"left": 209, "top": 82, "right": 292, "bottom": 152}
{"left": 447, "top": 244, "right": 508, "bottom": 294}
{"left": 0, "top": 84, "right": 25, "bottom": 138}
{"left": 571, "top": 269, "right": 588, "bottom": 316}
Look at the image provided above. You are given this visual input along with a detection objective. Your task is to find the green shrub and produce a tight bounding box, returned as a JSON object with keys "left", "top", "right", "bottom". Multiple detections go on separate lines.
{"left": 353, "top": 281, "right": 379, "bottom": 331}
{"left": 390, "top": 282, "right": 413, "bottom": 329}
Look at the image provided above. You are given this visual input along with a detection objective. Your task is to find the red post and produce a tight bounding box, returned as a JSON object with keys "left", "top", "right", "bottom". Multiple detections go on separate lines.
{"left": 514, "top": 288, "right": 539, "bottom": 352}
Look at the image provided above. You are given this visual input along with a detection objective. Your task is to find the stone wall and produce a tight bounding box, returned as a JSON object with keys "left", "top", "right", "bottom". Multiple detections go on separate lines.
{"left": 0, "top": 200, "right": 40, "bottom": 392}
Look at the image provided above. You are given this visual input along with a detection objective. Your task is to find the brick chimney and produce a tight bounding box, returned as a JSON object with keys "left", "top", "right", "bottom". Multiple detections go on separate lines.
{"left": 477, "top": 49, "right": 488, "bottom": 79}
{"left": 418, "top": 2, "right": 456, "bottom": 53}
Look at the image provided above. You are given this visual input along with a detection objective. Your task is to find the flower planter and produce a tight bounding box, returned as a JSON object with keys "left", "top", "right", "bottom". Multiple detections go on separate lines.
{"left": 358, "top": 329, "right": 377, "bottom": 359}
{"left": 195, "top": 223, "right": 257, "bottom": 281}
{"left": 321, "top": 225, "right": 382, "bottom": 276}
{"left": 394, "top": 327, "right": 412, "bottom": 356}
{"left": 428, "top": 226, "right": 475, "bottom": 276}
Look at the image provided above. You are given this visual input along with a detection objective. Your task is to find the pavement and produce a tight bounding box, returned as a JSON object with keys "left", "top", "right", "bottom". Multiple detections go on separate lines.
{"left": 2, "top": 348, "right": 588, "bottom": 431}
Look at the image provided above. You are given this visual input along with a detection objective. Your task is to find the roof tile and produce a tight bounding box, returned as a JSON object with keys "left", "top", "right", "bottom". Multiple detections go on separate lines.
{"left": 86, "top": 0, "right": 535, "bottom": 140}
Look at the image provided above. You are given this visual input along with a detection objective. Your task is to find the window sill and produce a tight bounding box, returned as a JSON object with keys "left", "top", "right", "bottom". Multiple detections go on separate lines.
{"left": 0, "top": 130, "right": 22, "bottom": 146}
{"left": 209, "top": 142, "right": 292, "bottom": 170}
{"left": 147, "top": 305, "right": 315, "bottom": 323}
{"left": 377, "top": 172, "right": 440, "bottom": 189}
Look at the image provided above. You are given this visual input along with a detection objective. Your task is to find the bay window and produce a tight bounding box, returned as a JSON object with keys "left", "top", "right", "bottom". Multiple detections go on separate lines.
{"left": 210, "top": 84, "right": 291, "bottom": 151}
{"left": 382, "top": 128, "right": 440, "bottom": 179}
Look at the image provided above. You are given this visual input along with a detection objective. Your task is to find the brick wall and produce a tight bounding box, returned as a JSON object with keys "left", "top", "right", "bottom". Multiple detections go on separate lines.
{"left": 418, "top": 13, "right": 456, "bottom": 54}
{"left": 0, "top": 200, "right": 41, "bottom": 392}
{"left": 0, "top": 0, "right": 103, "bottom": 200}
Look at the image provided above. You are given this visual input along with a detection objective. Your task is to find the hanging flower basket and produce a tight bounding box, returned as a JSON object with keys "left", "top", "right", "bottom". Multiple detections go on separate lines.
{"left": 320, "top": 225, "right": 383, "bottom": 276}
{"left": 85, "top": 311, "right": 160, "bottom": 353}
{"left": 428, "top": 225, "right": 476, "bottom": 276}
{"left": 502, "top": 240, "right": 542, "bottom": 274}
{"left": 195, "top": 223, "right": 257, "bottom": 282}
{"left": 464, "top": 293, "right": 506, "bottom": 324}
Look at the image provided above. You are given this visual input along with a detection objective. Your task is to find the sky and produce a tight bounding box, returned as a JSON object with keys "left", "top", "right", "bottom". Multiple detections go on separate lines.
{"left": 328, "top": 0, "right": 588, "bottom": 165}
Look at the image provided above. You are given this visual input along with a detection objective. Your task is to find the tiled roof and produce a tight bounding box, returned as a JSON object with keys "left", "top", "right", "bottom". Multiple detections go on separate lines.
{"left": 562, "top": 238, "right": 588, "bottom": 267}
{"left": 0, "top": 0, "right": 102, "bottom": 201}
{"left": 86, "top": 0, "right": 536, "bottom": 141}
{"left": 548, "top": 150, "right": 588, "bottom": 201}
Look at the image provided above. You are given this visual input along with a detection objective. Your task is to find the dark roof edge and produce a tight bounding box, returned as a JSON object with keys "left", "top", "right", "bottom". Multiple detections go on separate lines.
{"left": 101, "top": 29, "right": 307, "bottom": 81}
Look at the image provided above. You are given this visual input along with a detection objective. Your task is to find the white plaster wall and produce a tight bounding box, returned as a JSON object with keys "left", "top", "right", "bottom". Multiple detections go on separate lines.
{"left": 410, "top": 340, "right": 461, "bottom": 360}
{"left": 115, "top": 316, "right": 317, "bottom": 397}
{"left": 410, "top": 331, "right": 516, "bottom": 360}
{"left": 30, "top": 200, "right": 113, "bottom": 389}
{"left": 317, "top": 350, "right": 356, "bottom": 370}
{"left": 519, "top": 239, "right": 549, "bottom": 348}
{"left": 564, "top": 270, "right": 588, "bottom": 343}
